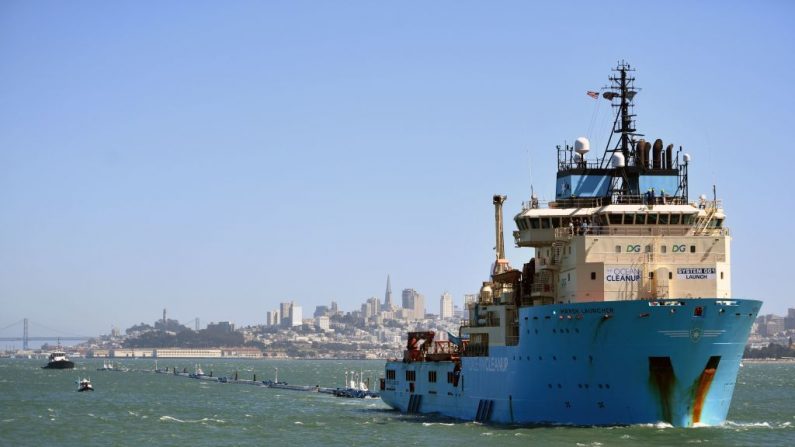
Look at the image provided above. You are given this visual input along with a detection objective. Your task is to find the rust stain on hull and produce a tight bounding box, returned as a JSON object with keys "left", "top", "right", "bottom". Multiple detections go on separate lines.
{"left": 691, "top": 356, "right": 721, "bottom": 424}
{"left": 648, "top": 356, "right": 676, "bottom": 424}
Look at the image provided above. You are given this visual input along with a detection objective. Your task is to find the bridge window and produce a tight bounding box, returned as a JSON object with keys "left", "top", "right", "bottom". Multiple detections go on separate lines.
{"left": 530, "top": 218, "right": 540, "bottom": 229}
{"left": 609, "top": 214, "right": 623, "bottom": 225}
{"left": 670, "top": 214, "right": 681, "bottom": 225}
{"left": 647, "top": 214, "right": 658, "bottom": 225}
{"left": 659, "top": 214, "right": 669, "bottom": 225}
{"left": 683, "top": 215, "right": 695, "bottom": 225}
{"left": 635, "top": 214, "right": 646, "bottom": 225}
{"left": 541, "top": 218, "right": 551, "bottom": 229}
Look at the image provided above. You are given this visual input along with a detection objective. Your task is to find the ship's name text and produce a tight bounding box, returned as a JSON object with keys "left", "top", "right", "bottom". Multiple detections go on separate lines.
{"left": 559, "top": 307, "right": 614, "bottom": 315}
{"left": 469, "top": 357, "right": 509, "bottom": 372}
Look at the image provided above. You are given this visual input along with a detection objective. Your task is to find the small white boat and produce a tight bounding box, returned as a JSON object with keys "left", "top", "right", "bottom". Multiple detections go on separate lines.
{"left": 77, "top": 378, "right": 94, "bottom": 392}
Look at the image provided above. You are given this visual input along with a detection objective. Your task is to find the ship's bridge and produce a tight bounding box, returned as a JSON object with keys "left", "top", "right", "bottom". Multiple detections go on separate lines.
{"left": 513, "top": 203, "right": 725, "bottom": 248}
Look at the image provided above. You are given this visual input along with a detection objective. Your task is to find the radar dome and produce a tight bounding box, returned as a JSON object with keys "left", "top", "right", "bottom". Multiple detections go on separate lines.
{"left": 573, "top": 152, "right": 582, "bottom": 161}
{"left": 611, "top": 152, "right": 625, "bottom": 168}
{"left": 683, "top": 153, "right": 691, "bottom": 163}
{"left": 575, "top": 137, "right": 590, "bottom": 155}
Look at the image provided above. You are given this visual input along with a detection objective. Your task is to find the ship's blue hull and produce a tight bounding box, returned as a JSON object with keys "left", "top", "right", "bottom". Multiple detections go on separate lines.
{"left": 381, "top": 298, "right": 760, "bottom": 427}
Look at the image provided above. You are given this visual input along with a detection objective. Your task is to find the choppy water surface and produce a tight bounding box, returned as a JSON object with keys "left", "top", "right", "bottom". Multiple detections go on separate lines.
{"left": 1, "top": 359, "right": 793, "bottom": 446}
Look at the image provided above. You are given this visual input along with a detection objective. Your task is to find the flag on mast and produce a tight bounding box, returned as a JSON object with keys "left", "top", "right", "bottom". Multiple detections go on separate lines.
{"left": 586, "top": 91, "right": 599, "bottom": 99}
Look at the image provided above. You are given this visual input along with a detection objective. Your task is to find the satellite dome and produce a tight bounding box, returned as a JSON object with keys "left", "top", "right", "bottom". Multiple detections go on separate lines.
{"left": 683, "top": 153, "right": 691, "bottom": 163}
{"left": 574, "top": 137, "right": 590, "bottom": 155}
{"left": 611, "top": 152, "right": 625, "bottom": 168}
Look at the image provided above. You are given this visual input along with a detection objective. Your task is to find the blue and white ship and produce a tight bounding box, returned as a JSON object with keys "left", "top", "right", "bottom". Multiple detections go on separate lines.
{"left": 380, "top": 62, "right": 760, "bottom": 427}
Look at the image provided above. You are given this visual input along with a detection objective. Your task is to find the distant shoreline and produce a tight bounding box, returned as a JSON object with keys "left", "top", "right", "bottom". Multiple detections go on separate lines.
{"left": 742, "top": 358, "right": 795, "bottom": 364}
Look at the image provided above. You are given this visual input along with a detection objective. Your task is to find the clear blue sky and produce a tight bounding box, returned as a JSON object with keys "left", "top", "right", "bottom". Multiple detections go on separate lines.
{"left": 1, "top": 1, "right": 793, "bottom": 337}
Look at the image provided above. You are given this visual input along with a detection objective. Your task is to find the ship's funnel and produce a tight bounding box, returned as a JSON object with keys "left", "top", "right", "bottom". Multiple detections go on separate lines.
{"left": 636, "top": 139, "right": 647, "bottom": 169}
{"left": 652, "top": 139, "right": 663, "bottom": 169}
{"left": 665, "top": 144, "right": 674, "bottom": 169}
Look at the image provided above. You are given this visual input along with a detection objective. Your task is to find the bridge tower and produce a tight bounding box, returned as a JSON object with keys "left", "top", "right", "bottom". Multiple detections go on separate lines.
{"left": 23, "top": 318, "right": 28, "bottom": 350}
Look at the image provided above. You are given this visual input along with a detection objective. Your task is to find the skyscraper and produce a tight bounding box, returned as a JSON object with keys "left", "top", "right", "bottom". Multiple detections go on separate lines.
{"left": 280, "top": 302, "right": 292, "bottom": 327}
{"left": 290, "top": 304, "right": 303, "bottom": 327}
{"left": 266, "top": 310, "right": 280, "bottom": 327}
{"left": 402, "top": 288, "right": 425, "bottom": 320}
{"left": 384, "top": 275, "right": 393, "bottom": 310}
{"left": 440, "top": 292, "right": 453, "bottom": 319}
{"left": 366, "top": 296, "right": 380, "bottom": 318}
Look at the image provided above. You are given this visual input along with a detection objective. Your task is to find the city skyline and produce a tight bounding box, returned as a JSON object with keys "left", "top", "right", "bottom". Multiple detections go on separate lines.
{"left": 2, "top": 1, "right": 793, "bottom": 335}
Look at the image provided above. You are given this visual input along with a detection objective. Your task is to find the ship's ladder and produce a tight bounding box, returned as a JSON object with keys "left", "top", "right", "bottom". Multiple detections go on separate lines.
{"left": 644, "top": 233, "right": 663, "bottom": 298}
{"left": 550, "top": 241, "right": 565, "bottom": 267}
{"left": 693, "top": 202, "right": 717, "bottom": 235}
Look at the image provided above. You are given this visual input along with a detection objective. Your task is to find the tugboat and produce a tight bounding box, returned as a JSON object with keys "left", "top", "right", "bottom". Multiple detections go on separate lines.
{"left": 77, "top": 378, "right": 94, "bottom": 392}
{"left": 380, "top": 62, "right": 761, "bottom": 427}
{"left": 42, "top": 349, "right": 75, "bottom": 369}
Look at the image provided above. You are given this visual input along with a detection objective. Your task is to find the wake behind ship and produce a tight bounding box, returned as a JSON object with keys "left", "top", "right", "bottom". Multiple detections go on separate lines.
{"left": 380, "top": 62, "right": 760, "bottom": 427}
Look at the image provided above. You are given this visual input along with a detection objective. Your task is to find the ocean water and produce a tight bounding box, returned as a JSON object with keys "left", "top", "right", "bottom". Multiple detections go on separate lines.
{"left": 0, "top": 359, "right": 793, "bottom": 446}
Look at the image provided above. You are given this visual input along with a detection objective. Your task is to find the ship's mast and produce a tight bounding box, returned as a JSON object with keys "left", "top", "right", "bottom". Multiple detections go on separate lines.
{"left": 599, "top": 61, "right": 640, "bottom": 196}
{"left": 493, "top": 194, "right": 508, "bottom": 275}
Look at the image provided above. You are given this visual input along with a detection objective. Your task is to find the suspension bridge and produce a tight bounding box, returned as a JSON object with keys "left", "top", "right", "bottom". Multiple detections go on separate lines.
{"left": 0, "top": 319, "right": 92, "bottom": 350}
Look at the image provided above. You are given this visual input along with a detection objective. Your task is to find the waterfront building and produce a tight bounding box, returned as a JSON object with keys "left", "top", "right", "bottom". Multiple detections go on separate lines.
{"left": 154, "top": 348, "right": 222, "bottom": 358}
{"left": 111, "top": 348, "right": 153, "bottom": 358}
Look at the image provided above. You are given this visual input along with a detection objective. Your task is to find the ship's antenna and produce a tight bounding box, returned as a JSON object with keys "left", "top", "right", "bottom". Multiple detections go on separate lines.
{"left": 528, "top": 151, "right": 534, "bottom": 200}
